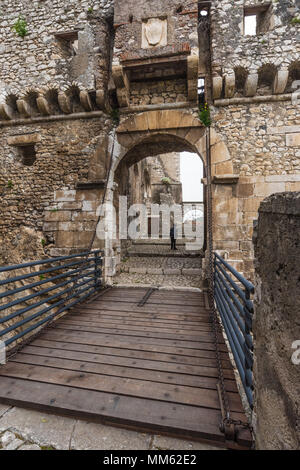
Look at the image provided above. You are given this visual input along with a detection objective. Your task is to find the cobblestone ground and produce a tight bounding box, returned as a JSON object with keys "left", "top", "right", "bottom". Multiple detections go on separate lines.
{"left": 113, "top": 255, "right": 203, "bottom": 289}
{"left": 0, "top": 406, "right": 222, "bottom": 450}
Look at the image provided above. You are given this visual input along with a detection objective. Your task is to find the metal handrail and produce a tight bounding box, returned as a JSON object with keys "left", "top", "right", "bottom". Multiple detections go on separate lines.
{"left": 214, "top": 252, "right": 254, "bottom": 408}
{"left": 0, "top": 250, "right": 103, "bottom": 350}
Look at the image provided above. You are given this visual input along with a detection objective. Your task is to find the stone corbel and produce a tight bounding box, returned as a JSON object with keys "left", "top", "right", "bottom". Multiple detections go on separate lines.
{"left": 79, "top": 90, "right": 93, "bottom": 111}
{"left": 212, "top": 174, "right": 239, "bottom": 184}
{"left": 36, "top": 95, "right": 51, "bottom": 115}
{"left": 95, "top": 89, "right": 111, "bottom": 112}
{"left": 16, "top": 99, "right": 32, "bottom": 117}
{"left": 0, "top": 103, "right": 14, "bottom": 120}
{"left": 187, "top": 55, "right": 199, "bottom": 101}
{"left": 212, "top": 76, "right": 223, "bottom": 100}
{"left": 112, "top": 65, "right": 130, "bottom": 108}
{"left": 7, "top": 133, "right": 41, "bottom": 146}
{"left": 273, "top": 70, "right": 289, "bottom": 95}
{"left": 244, "top": 74, "right": 258, "bottom": 97}
{"left": 224, "top": 74, "right": 235, "bottom": 99}
{"left": 58, "top": 91, "right": 72, "bottom": 114}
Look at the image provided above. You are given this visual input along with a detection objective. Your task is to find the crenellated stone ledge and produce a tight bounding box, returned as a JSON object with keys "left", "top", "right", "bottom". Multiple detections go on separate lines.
{"left": 0, "top": 84, "right": 109, "bottom": 122}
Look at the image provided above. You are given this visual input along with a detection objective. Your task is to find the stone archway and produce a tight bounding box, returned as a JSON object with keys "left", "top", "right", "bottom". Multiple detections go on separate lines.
{"left": 102, "top": 109, "right": 235, "bottom": 280}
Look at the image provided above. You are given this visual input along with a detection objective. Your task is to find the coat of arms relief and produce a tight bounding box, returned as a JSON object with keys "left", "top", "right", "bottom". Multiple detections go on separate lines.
{"left": 142, "top": 18, "right": 168, "bottom": 49}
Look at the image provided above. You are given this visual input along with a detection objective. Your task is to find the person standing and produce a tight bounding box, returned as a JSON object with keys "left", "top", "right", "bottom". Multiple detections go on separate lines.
{"left": 170, "top": 225, "right": 177, "bottom": 250}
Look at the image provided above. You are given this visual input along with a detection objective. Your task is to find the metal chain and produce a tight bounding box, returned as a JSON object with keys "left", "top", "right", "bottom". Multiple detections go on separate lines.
{"left": 206, "top": 128, "right": 252, "bottom": 441}
{"left": 69, "top": 127, "right": 117, "bottom": 296}
{"left": 205, "top": 127, "right": 231, "bottom": 429}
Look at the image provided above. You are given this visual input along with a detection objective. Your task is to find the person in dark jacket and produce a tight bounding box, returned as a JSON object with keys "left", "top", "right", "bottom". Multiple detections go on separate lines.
{"left": 170, "top": 225, "right": 177, "bottom": 250}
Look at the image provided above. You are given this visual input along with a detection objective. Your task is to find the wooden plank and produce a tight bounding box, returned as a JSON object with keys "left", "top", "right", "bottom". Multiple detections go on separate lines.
{"left": 73, "top": 306, "right": 210, "bottom": 323}
{"left": 50, "top": 324, "right": 225, "bottom": 348}
{"left": 56, "top": 320, "right": 218, "bottom": 342}
{"left": 0, "top": 377, "right": 251, "bottom": 448}
{"left": 40, "top": 329, "right": 229, "bottom": 354}
{"left": 31, "top": 339, "right": 232, "bottom": 367}
{"left": 10, "top": 353, "right": 237, "bottom": 391}
{"left": 102, "top": 294, "right": 206, "bottom": 307}
{"left": 0, "top": 362, "right": 244, "bottom": 412}
{"left": 21, "top": 344, "right": 234, "bottom": 377}
{"left": 89, "top": 300, "right": 204, "bottom": 314}
{"left": 69, "top": 312, "right": 213, "bottom": 331}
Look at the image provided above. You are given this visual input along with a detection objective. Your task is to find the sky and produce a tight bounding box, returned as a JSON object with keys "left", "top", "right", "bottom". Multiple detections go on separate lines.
{"left": 180, "top": 152, "right": 203, "bottom": 202}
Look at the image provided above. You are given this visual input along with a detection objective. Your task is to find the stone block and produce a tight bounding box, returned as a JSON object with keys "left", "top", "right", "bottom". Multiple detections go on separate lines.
{"left": 75, "top": 189, "right": 101, "bottom": 202}
{"left": 55, "top": 231, "right": 75, "bottom": 248}
{"left": 286, "top": 133, "right": 300, "bottom": 147}
{"left": 163, "top": 268, "right": 181, "bottom": 275}
{"left": 73, "top": 231, "right": 94, "bottom": 246}
{"left": 212, "top": 76, "right": 223, "bottom": 100}
{"left": 82, "top": 200, "right": 99, "bottom": 212}
{"left": 57, "top": 202, "right": 83, "bottom": 210}
{"left": 43, "top": 222, "right": 58, "bottom": 232}
{"left": 54, "top": 190, "right": 76, "bottom": 202}
{"left": 254, "top": 182, "right": 285, "bottom": 197}
{"left": 236, "top": 183, "right": 254, "bottom": 198}
{"left": 147, "top": 268, "right": 163, "bottom": 275}
{"left": 239, "top": 197, "right": 264, "bottom": 213}
{"left": 182, "top": 268, "right": 202, "bottom": 276}
{"left": 286, "top": 182, "right": 300, "bottom": 191}
{"left": 129, "top": 267, "right": 147, "bottom": 274}
{"left": 214, "top": 160, "right": 233, "bottom": 175}
{"left": 72, "top": 211, "right": 98, "bottom": 222}
{"left": 7, "top": 133, "right": 41, "bottom": 146}
{"left": 44, "top": 210, "right": 72, "bottom": 222}
{"left": 211, "top": 140, "right": 231, "bottom": 164}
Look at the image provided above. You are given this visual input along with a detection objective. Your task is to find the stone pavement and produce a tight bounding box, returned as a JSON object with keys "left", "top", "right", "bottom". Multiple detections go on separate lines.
{"left": 113, "top": 255, "right": 203, "bottom": 289}
{"left": 0, "top": 405, "right": 223, "bottom": 450}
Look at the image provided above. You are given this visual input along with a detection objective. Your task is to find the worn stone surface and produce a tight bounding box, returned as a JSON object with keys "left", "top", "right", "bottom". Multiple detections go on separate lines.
{"left": 253, "top": 192, "right": 300, "bottom": 450}
{"left": 0, "top": 407, "right": 76, "bottom": 450}
{"left": 0, "top": 406, "right": 223, "bottom": 450}
{"left": 71, "top": 420, "right": 151, "bottom": 450}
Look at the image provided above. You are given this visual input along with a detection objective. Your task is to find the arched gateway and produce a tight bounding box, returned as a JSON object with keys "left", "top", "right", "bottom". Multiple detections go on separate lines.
{"left": 103, "top": 109, "right": 235, "bottom": 280}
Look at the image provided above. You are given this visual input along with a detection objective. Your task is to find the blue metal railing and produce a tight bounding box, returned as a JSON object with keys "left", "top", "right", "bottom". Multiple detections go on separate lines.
{"left": 0, "top": 250, "right": 103, "bottom": 351}
{"left": 214, "top": 252, "right": 254, "bottom": 408}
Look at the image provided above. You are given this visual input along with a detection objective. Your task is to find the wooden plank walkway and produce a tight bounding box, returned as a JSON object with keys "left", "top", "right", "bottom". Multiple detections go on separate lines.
{"left": 0, "top": 287, "right": 252, "bottom": 449}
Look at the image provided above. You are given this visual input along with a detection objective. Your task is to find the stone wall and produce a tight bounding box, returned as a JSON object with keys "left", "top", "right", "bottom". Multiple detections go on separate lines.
{"left": 0, "top": 0, "right": 114, "bottom": 93}
{"left": 253, "top": 192, "right": 300, "bottom": 450}
{"left": 211, "top": 99, "right": 300, "bottom": 277}
{"left": 211, "top": 0, "right": 300, "bottom": 99}
{"left": 0, "top": 115, "right": 111, "bottom": 262}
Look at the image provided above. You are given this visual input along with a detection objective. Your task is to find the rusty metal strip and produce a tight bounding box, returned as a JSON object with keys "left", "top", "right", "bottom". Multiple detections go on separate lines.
{"left": 137, "top": 287, "right": 158, "bottom": 307}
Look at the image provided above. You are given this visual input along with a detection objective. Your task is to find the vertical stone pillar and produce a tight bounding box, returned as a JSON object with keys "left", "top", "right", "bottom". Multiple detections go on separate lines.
{"left": 253, "top": 192, "right": 300, "bottom": 450}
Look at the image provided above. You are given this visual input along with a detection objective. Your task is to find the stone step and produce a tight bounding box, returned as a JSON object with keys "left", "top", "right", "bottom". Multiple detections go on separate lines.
{"left": 119, "top": 266, "right": 202, "bottom": 276}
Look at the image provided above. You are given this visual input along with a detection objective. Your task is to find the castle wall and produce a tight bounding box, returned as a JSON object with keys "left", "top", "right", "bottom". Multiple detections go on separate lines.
{"left": 253, "top": 192, "right": 300, "bottom": 449}
{"left": 0, "top": 0, "right": 298, "bottom": 280}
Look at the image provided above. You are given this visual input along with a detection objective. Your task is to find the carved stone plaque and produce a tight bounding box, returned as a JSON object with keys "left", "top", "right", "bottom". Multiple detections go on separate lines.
{"left": 142, "top": 18, "right": 167, "bottom": 49}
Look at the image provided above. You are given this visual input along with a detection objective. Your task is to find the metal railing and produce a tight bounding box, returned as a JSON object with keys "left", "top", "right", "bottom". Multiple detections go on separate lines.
{"left": 214, "top": 252, "right": 254, "bottom": 408}
{"left": 0, "top": 250, "right": 103, "bottom": 351}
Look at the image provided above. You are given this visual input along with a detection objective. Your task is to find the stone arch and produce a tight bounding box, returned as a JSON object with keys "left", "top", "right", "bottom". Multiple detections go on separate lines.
{"left": 286, "top": 61, "right": 300, "bottom": 93}
{"left": 257, "top": 63, "right": 277, "bottom": 95}
{"left": 103, "top": 109, "right": 234, "bottom": 278}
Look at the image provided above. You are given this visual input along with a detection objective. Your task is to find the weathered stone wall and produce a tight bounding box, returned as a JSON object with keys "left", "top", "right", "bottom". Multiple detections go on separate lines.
{"left": 0, "top": 0, "right": 114, "bottom": 93}
{"left": 253, "top": 192, "right": 300, "bottom": 450}
{"left": 211, "top": 0, "right": 300, "bottom": 98}
{"left": 0, "top": 115, "right": 111, "bottom": 262}
{"left": 130, "top": 79, "right": 187, "bottom": 106}
{"left": 211, "top": 99, "right": 300, "bottom": 276}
